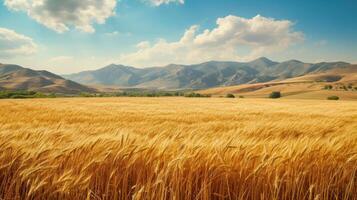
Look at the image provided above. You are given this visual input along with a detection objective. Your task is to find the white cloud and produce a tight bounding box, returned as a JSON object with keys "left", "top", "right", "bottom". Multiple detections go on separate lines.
{"left": 118, "top": 15, "right": 304, "bottom": 67}
{"left": 104, "top": 31, "right": 132, "bottom": 37}
{"left": 136, "top": 41, "right": 151, "bottom": 49}
{"left": 4, "top": 0, "right": 117, "bottom": 33}
{"left": 104, "top": 31, "right": 120, "bottom": 37}
{"left": 145, "top": 0, "right": 184, "bottom": 6}
{"left": 0, "top": 27, "right": 37, "bottom": 58}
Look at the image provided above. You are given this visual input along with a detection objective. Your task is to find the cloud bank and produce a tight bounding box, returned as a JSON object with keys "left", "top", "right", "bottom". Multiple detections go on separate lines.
{"left": 146, "top": 0, "right": 185, "bottom": 6}
{"left": 4, "top": 0, "right": 117, "bottom": 33}
{"left": 0, "top": 27, "right": 37, "bottom": 58}
{"left": 119, "top": 15, "right": 304, "bottom": 67}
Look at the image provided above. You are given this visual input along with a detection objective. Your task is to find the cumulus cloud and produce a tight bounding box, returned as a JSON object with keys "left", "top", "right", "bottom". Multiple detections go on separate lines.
{"left": 145, "top": 0, "right": 184, "bottom": 6}
{"left": 104, "top": 31, "right": 132, "bottom": 37}
{"left": 4, "top": 0, "right": 117, "bottom": 33}
{"left": 119, "top": 15, "right": 304, "bottom": 66}
{"left": 0, "top": 27, "right": 37, "bottom": 58}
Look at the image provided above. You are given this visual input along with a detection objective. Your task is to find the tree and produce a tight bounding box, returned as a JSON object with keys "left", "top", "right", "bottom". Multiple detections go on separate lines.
{"left": 226, "top": 94, "right": 235, "bottom": 98}
{"left": 327, "top": 96, "right": 339, "bottom": 100}
{"left": 269, "top": 91, "right": 281, "bottom": 99}
{"left": 324, "top": 85, "right": 333, "bottom": 90}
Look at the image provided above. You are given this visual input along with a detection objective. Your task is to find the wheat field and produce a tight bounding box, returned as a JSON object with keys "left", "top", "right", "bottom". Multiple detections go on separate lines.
{"left": 0, "top": 97, "right": 356, "bottom": 200}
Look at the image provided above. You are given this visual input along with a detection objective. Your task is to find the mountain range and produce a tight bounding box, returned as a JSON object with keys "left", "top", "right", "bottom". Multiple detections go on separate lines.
{"left": 63, "top": 57, "right": 352, "bottom": 90}
{"left": 0, "top": 63, "right": 95, "bottom": 94}
{"left": 0, "top": 57, "right": 356, "bottom": 95}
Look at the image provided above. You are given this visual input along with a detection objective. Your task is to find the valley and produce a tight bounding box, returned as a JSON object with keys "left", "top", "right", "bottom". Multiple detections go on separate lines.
{"left": 1, "top": 58, "right": 356, "bottom": 100}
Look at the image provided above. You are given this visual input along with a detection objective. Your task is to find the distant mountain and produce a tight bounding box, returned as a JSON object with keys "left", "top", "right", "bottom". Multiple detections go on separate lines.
{"left": 64, "top": 58, "right": 352, "bottom": 90}
{"left": 199, "top": 64, "right": 357, "bottom": 100}
{"left": 0, "top": 64, "right": 96, "bottom": 94}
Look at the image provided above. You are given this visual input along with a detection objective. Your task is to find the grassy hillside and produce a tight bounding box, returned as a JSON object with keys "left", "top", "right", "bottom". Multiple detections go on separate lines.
{"left": 0, "top": 64, "right": 96, "bottom": 94}
{"left": 199, "top": 65, "right": 357, "bottom": 100}
{"left": 0, "top": 98, "right": 356, "bottom": 199}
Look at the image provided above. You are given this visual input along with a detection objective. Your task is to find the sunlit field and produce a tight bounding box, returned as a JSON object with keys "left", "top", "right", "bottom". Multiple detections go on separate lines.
{"left": 0, "top": 97, "right": 356, "bottom": 200}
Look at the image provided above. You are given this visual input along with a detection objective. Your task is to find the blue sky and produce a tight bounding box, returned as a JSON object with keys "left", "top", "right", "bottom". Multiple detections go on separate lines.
{"left": 0, "top": 0, "right": 356, "bottom": 74}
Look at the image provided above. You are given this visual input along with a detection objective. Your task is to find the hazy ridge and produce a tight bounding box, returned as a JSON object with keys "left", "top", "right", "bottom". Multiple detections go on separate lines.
{"left": 1, "top": 58, "right": 356, "bottom": 94}
{"left": 64, "top": 57, "right": 352, "bottom": 90}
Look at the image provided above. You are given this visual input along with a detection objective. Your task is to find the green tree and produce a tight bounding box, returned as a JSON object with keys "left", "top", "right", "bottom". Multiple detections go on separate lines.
{"left": 327, "top": 96, "right": 339, "bottom": 100}
{"left": 226, "top": 94, "right": 235, "bottom": 98}
{"left": 269, "top": 91, "right": 281, "bottom": 99}
{"left": 324, "top": 85, "right": 333, "bottom": 90}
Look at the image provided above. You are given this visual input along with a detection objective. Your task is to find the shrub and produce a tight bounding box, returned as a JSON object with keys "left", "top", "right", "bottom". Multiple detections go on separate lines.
{"left": 327, "top": 96, "right": 339, "bottom": 100}
{"left": 269, "top": 91, "right": 281, "bottom": 99}
{"left": 324, "top": 85, "right": 333, "bottom": 90}
{"left": 0, "top": 90, "right": 41, "bottom": 99}
{"left": 10, "top": 95, "right": 30, "bottom": 99}
{"left": 239, "top": 95, "right": 244, "bottom": 98}
{"left": 79, "top": 92, "right": 95, "bottom": 97}
{"left": 184, "top": 93, "right": 211, "bottom": 98}
{"left": 0, "top": 91, "right": 11, "bottom": 99}
{"left": 226, "top": 94, "right": 235, "bottom": 98}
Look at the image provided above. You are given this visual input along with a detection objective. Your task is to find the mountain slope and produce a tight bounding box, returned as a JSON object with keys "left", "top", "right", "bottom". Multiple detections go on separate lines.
{"left": 0, "top": 64, "right": 96, "bottom": 94}
{"left": 64, "top": 58, "right": 353, "bottom": 90}
{"left": 199, "top": 64, "right": 357, "bottom": 100}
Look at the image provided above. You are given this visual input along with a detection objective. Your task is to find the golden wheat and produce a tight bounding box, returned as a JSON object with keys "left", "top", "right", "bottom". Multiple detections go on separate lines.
{"left": 0, "top": 97, "right": 356, "bottom": 200}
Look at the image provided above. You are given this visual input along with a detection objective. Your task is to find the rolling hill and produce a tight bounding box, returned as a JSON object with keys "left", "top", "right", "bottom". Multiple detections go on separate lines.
{"left": 0, "top": 64, "right": 96, "bottom": 94}
{"left": 199, "top": 64, "right": 357, "bottom": 100}
{"left": 2, "top": 58, "right": 356, "bottom": 98}
{"left": 64, "top": 58, "right": 353, "bottom": 90}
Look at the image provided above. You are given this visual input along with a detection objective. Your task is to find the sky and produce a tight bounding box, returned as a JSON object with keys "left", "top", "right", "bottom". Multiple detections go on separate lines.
{"left": 0, "top": 0, "right": 357, "bottom": 74}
